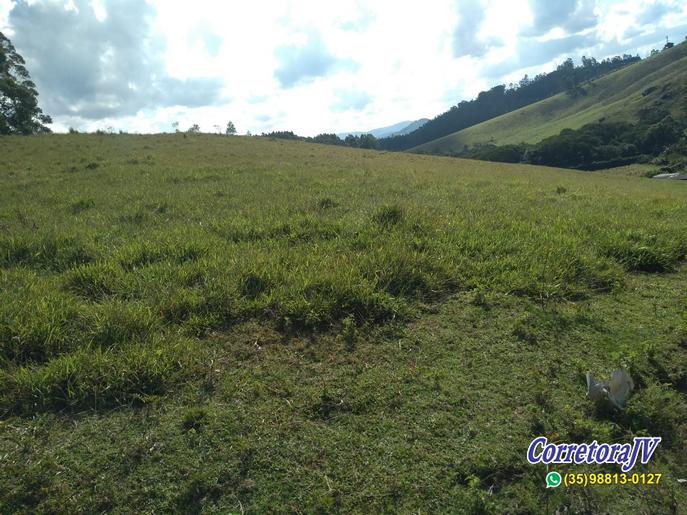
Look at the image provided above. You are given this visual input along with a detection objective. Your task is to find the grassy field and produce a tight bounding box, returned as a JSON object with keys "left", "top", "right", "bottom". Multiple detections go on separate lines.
{"left": 413, "top": 41, "right": 687, "bottom": 154}
{"left": 1, "top": 133, "right": 686, "bottom": 513}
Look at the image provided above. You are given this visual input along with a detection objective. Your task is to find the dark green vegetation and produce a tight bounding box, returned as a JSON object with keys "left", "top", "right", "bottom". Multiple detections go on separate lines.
{"left": 455, "top": 110, "right": 687, "bottom": 172}
{"left": 0, "top": 31, "right": 52, "bottom": 135}
{"left": 1, "top": 134, "right": 686, "bottom": 512}
{"left": 261, "top": 130, "right": 381, "bottom": 150}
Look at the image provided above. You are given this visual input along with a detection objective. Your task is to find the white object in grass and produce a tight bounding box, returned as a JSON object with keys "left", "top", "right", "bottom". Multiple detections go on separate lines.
{"left": 586, "top": 369, "right": 634, "bottom": 409}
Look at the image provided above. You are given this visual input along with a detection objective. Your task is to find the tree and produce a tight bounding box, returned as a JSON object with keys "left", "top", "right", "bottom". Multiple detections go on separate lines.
{"left": 187, "top": 123, "right": 200, "bottom": 134}
{"left": 0, "top": 31, "right": 52, "bottom": 134}
{"left": 225, "top": 121, "right": 236, "bottom": 135}
{"left": 581, "top": 55, "right": 599, "bottom": 69}
{"left": 313, "top": 133, "right": 343, "bottom": 145}
{"left": 357, "top": 133, "right": 378, "bottom": 149}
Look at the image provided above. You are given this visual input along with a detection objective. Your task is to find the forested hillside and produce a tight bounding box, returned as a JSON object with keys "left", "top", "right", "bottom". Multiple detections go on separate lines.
{"left": 413, "top": 41, "right": 687, "bottom": 173}
{"left": 377, "top": 54, "right": 639, "bottom": 151}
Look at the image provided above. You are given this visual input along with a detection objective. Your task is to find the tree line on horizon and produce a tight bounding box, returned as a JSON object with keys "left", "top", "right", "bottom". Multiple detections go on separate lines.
{"left": 259, "top": 130, "right": 380, "bottom": 149}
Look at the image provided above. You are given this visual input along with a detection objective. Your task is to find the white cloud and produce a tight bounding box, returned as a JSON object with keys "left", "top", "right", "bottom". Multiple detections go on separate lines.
{"left": 0, "top": 0, "right": 15, "bottom": 31}
{"left": 3, "top": 0, "right": 687, "bottom": 135}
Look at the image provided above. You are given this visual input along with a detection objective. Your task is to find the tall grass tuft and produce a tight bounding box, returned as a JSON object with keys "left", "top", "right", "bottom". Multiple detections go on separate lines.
{"left": 0, "top": 234, "right": 94, "bottom": 271}
{"left": 0, "top": 339, "right": 189, "bottom": 414}
{"left": 372, "top": 204, "right": 404, "bottom": 227}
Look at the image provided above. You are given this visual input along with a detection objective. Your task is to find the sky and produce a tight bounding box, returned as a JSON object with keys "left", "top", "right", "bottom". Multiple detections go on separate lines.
{"left": 1, "top": 0, "right": 686, "bottom": 136}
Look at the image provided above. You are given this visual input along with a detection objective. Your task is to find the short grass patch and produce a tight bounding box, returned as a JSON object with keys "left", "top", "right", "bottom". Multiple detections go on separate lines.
{"left": 0, "top": 134, "right": 686, "bottom": 512}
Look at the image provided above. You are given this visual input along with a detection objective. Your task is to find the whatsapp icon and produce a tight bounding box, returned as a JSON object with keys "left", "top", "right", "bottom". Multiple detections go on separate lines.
{"left": 546, "top": 471, "right": 562, "bottom": 488}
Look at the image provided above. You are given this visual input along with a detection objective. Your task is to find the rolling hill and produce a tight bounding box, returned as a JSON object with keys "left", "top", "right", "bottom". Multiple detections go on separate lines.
{"left": 413, "top": 40, "right": 687, "bottom": 154}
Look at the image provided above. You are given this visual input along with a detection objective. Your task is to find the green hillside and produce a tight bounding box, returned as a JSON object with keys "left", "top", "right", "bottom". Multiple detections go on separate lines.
{"left": 414, "top": 41, "right": 687, "bottom": 154}
{"left": 1, "top": 134, "right": 686, "bottom": 513}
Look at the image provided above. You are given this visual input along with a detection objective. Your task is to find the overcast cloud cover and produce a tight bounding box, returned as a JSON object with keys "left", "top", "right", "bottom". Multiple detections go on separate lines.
{"left": 1, "top": 0, "right": 686, "bottom": 135}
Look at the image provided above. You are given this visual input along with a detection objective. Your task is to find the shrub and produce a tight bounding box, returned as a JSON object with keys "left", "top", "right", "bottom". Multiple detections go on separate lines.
{"left": 468, "top": 143, "right": 527, "bottom": 163}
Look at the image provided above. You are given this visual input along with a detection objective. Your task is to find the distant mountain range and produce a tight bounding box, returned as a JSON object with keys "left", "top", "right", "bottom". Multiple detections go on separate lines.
{"left": 338, "top": 118, "right": 429, "bottom": 139}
